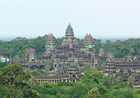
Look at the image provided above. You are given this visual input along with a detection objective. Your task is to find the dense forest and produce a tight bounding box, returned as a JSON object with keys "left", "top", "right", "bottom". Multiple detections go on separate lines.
{"left": 0, "top": 63, "right": 140, "bottom": 98}
{"left": 0, "top": 35, "right": 140, "bottom": 59}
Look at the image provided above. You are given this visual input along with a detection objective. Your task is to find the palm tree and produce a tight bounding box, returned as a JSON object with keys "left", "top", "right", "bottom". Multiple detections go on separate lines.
{"left": 19, "top": 58, "right": 24, "bottom": 64}
{"left": 128, "top": 76, "right": 135, "bottom": 84}
{"left": 45, "top": 59, "right": 52, "bottom": 65}
{"left": 24, "top": 74, "right": 37, "bottom": 88}
{"left": 25, "top": 68, "right": 31, "bottom": 74}
{"left": 14, "top": 58, "right": 20, "bottom": 65}
{"left": 28, "top": 78, "right": 37, "bottom": 88}
{"left": 57, "top": 68, "right": 62, "bottom": 75}
{"left": 88, "top": 66, "right": 97, "bottom": 72}
{"left": 130, "top": 48, "right": 134, "bottom": 55}
{"left": 101, "top": 64, "right": 104, "bottom": 70}
{"left": 44, "top": 70, "right": 48, "bottom": 76}
{"left": 45, "top": 60, "right": 51, "bottom": 71}
{"left": 96, "top": 64, "right": 101, "bottom": 71}
{"left": 70, "top": 62, "right": 77, "bottom": 67}
{"left": 78, "top": 67, "right": 84, "bottom": 72}
{"left": 61, "top": 62, "right": 66, "bottom": 67}
{"left": 28, "top": 61, "right": 33, "bottom": 67}
{"left": 14, "top": 58, "right": 23, "bottom": 65}
{"left": 117, "top": 76, "right": 123, "bottom": 82}
{"left": 84, "top": 63, "right": 92, "bottom": 69}
{"left": 45, "top": 64, "right": 51, "bottom": 71}
{"left": 36, "top": 60, "right": 42, "bottom": 67}
{"left": 9, "top": 48, "right": 13, "bottom": 64}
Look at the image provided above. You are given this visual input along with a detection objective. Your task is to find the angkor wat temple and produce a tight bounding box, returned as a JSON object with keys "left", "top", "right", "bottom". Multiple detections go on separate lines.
{"left": 20, "top": 23, "right": 140, "bottom": 71}
{"left": 17, "top": 23, "right": 140, "bottom": 84}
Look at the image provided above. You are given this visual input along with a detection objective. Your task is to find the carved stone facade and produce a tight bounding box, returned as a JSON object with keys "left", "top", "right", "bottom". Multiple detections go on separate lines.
{"left": 21, "top": 24, "right": 96, "bottom": 70}
{"left": 104, "top": 59, "right": 140, "bottom": 85}
{"left": 35, "top": 66, "right": 83, "bottom": 84}
{"left": 61, "top": 23, "right": 77, "bottom": 46}
{"left": 20, "top": 24, "right": 140, "bottom": 71}
{"left": 104, "top": 58, "right": 116, "bottom": 78}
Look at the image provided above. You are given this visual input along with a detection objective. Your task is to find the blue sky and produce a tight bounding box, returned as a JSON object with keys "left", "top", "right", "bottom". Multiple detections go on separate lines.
{"left": 0, "top": 0, "right": 140, "bottom": 38}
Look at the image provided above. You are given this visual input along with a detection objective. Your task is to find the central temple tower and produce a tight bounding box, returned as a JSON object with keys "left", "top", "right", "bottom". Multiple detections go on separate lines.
{"left": 61, "top": 23, "right": 77, "bottom": 47}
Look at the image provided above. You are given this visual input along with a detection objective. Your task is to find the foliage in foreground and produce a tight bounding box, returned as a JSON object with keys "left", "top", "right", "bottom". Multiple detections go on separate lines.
{"left": 1, "top": 64, "right": 140, "bottom": 98}
{"left": 32, "top": 71, "right": 138, "bottom": 98}
{"left": 0, "top": 64, "right": 40, "bottom": 98}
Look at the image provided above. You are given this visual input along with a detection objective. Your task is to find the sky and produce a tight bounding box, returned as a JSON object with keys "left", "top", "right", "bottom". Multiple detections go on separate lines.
{"left": 0, "top": 0, "right": 140, "bottom": 38}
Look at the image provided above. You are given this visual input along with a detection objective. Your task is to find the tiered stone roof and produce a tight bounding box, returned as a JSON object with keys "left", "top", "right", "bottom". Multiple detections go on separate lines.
{"left": 83, "top": 33, "right": 94, "bottom": 46}
{"left": 62, "top": 23, "right": 77, "bottom": 46}
{"left": 46, "top": 33, "right": 55, "bottom": 46}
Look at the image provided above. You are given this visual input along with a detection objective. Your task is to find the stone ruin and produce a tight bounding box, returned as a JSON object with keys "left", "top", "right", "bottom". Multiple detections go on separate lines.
{"left": 18, "top": 23, "right": 140, "bottom": 71}
{"left": 8, "top": 23, "right": 140, "bottom": 84}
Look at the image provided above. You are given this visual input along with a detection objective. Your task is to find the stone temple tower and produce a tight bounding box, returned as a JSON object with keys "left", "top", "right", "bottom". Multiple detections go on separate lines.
{"left": 25, "top": 48, "right": 36, "bottom": 61}
{"left": 99, "top": 48, "right": 106, "bottom": 56}
{"left": 45, "top": 33, "right": 55, "bottom": 53}
{"left": 83, "top": 33, "right": 94, "bottom": 46}
{"left": 104, "top": 58, "right": 116, "bottom": 78}
{"left": 61, "top": 23, "right": 77, "bottom": 47}
{"left": 46, "top": 33, "right": 55, "bottom": 46}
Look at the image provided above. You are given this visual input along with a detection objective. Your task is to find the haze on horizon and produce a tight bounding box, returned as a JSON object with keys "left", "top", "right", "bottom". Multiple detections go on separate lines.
{"left": 0, "top": 0, "right": 140, "bottom": 39}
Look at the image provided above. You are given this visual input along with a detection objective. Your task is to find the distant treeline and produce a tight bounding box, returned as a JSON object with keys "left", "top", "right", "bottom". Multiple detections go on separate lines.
{"left": 0, "top": 35, "right": 140, "bottom": 58}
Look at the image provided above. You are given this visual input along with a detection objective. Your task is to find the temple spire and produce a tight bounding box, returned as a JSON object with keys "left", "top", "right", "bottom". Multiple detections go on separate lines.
{"left": 67, "top": 23, "right": 72, "bottom": 30}
{"left": 46, "top": 33, "right": 55, "bottom": 46}
{"left": 83, "top": 33, "right": 94, "bottom": 46}
{"left": 62, "top": 23, "right": 77, "bottom": 46}
{"left": 66, "top": 23, "right": 74, "bottom": 35}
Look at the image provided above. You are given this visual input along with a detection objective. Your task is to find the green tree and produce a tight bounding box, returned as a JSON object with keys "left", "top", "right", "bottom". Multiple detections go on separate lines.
{"left": 0, "top": 62, "right": 8, "bottom": 70}
{"left": 14, "top": 58, "right": 23, "bottom": 65}
{"left": 92, "top": 48, "right": 96, "bottom": 52}
{"left": 128, "top": 76, "right": 135, "bottom": 84}
{"left": 0, "top": 64, "right": 30, "bottom": 98}
{"left": 61, "top": 62, "right": 66, "bottom": 67}
{"left": 70, "top": 62, "right": 77, "bottom": 67}
{"left": 101, "top": 63, "right": 104, "bottom": 70}
{"left": 45, "top": 60, "right": 52, "bottom": 71}
{"left": 31, "top": 70, "right": 42, "bottom": 76}
{"left": 99, "top": 76, "right": 113, "bottom": 89}
{"left": 28, "top": 61, "right": 33, "bottom": 67}
{"left": 80, "top": 71, "right": 105, "bottom": 90}
{"left": 87, "top": 87, "right": 99, "bottom": 98}
{"left": 36, "top": 60, "right": 42, "bottom": 67}
{"left": 96, "top": 64, "right": 101, "bottom": 71}
{"left": 43, "top": 70, "right": 48, "bottom": 76}
{"left": 130, "top": 48, "right": 134, "bottom": 55}
{"left": 78, "top": 67, "right": 84, "bottom": 72}
{"left": 72, "top": 82, "right": 88, "bottom": 98}
{"left": 84, "top": 63, "right": 92, "bottom": 69}
{"left": 25, "top": 68, "right": 31, "bottom": 74}
{"left": 27, "top": 77, "right": 37, "bottom": 88}
{"left": 9, "top": 48, "right": 13, "bottom": 64}
{"left": 57, "top": 68, "right": 62, "bottom": 75}
{"left": 40, "top": 80, "right": 57, "bottom": 88}
{"left": 117, "top": 76, "right": 123, "bottom": 82}
{"left": 88, "top": 66, "right": 97, "bottom": 72}
{"left": 106, "top": 40, "right": 111, "bottom": 44}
